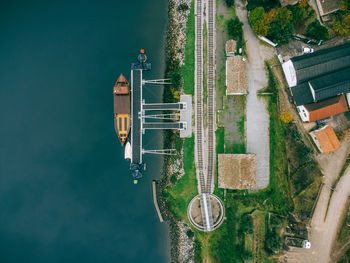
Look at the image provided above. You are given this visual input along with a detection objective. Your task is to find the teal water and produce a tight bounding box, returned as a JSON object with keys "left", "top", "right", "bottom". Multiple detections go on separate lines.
{"left": 0, "top": 1, "right": 169, "bottom": 262}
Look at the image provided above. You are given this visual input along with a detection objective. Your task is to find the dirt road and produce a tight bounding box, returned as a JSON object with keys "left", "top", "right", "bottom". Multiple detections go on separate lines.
{"left": 283, "top": 135, "right": 350, "bottom": 263}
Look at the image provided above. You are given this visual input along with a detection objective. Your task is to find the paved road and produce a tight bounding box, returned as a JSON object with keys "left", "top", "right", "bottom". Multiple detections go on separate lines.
{"left": 235, "top": 0, "right": 271, "bottom": 189}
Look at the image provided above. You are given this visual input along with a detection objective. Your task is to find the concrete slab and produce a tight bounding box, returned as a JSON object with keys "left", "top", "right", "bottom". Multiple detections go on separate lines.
{"left": 180, "top": 95, "right": 192, "bottom": 138}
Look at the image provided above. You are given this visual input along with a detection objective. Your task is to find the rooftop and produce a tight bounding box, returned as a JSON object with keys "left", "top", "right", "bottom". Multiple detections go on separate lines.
{"left": 291, "top": 82, "right": 314, "bottom": 106}
{"left": 225, "top": 39, "right": 237, "bottom": 55}
{"left": 218, "top": 154, "right": 256, "bottom": 190}
{"left": 225, "top": 56, "right": 247, "bottom": 95}
{"left": 291, "top": 42, "right": 350, "bottom": 85}
{"left": 310, "top": 125, "right": 340, "bottom": 153}
{"left": 316, "top": 0, "right": 341, "bottom": 16}
{"left": 309, "top": 67, "right": 350, "bottom": 101}
{"left": 305, "top": 94, "right": 349, "bottom": 122}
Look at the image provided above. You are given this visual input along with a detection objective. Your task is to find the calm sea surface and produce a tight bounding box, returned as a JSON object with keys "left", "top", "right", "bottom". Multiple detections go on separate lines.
{"left": 0, "top": 1, "right": 169, "bottom": 262}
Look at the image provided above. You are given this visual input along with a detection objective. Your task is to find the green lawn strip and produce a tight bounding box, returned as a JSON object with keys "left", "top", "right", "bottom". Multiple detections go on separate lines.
{"left": 182, "top": 0, "right": 195, "bottom": 95}
{"left": 208, "top": 200, "right": 256, "bottom": 262}
{"left": 164, "top": 136, "right": 197, "bottom": 221}
{"left": 216, "top": 127, "right": 225, "bottom": 154}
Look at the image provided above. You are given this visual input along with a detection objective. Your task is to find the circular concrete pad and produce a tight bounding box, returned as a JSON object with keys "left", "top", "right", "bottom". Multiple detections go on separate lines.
{"left": 187, "top": 194, "right": 224, "bottom": 231}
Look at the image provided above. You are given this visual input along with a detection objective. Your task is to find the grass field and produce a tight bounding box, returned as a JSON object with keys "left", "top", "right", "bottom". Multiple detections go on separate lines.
{"left": 182, "top": 1, "right": 195, "bottom": 95}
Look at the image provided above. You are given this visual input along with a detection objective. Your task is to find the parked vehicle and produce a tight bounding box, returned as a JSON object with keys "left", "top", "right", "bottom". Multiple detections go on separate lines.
{"left": 302, "top": 46, "right": 314, "bottom": 54}
{"left": 285, "top": 237, "right": 311, "bottom": 249}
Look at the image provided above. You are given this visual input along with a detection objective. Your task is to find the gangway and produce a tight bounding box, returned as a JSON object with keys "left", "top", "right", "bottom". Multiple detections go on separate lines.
{"left": 128, "top": 50, "right": 192, "bottom": 183}
{"left": 143, "top": 122, "right": 185, "bottom": 130}
{"left": 143, "top": 103, "right": 185, "bottom": 111}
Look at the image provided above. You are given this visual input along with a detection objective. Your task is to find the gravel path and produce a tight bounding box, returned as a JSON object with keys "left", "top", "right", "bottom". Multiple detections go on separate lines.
{"left": 235, "top": 0, "right": 274, "bottom": 189}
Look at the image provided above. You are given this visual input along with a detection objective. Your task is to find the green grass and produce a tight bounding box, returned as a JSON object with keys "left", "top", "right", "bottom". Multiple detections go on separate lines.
{"left": 164, "top": 137, "right": 197, "bottom": 220}
{"left": 226, "top": 143, "right": 245, "bottom": 154}
{"left": 203, "top": 22, "right": 208, "bottom": 104}
{"left": 216, "top": 127, "right": 225, "bottom": 154}
{"left": 182, "top": 1, "right": 195, "bottom": 95}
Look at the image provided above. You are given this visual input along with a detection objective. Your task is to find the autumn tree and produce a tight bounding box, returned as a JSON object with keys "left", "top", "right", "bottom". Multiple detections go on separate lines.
{"left": 249, "top": 7, "right": 270, "bottom": 36}
{"left": 276, "top": 8, "right": 293, "bottom": 28}
{"left": 280, "top": 112, "right": 293, "bottom": 124}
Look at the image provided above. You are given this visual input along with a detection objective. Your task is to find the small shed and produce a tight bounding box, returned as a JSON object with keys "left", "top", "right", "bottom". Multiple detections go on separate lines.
{"left": 218, "top": 154, "right": 256, "bottom": 190}
{"left": 310, "top": 125, "right": 340, "bottom": 153}
{"left": 225, "top": 40, "right": 237, "bottom": 56}
{"left": 226, "top": 56, "right": 247, "bottom": 95}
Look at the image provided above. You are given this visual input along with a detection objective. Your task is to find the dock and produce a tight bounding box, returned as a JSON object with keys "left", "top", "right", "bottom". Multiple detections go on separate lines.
{"left": 128, "top": 51, "right": 192, "bottom": 182}
{"left": 152, "top": 181, "right": 164, "bottom": 222}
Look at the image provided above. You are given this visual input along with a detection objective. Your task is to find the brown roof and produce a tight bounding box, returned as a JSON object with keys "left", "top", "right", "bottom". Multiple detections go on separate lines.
{"left": 305, "top": 94, "right": 349, "bottom": 122}
{"left": 218, "top": 154, "right": 256, "bottom": 189}
{"left": 225, "top": 39, "right": 237, "bottom": 55}
{"left": 226, "top": 56, "right": 247, "bottom": 95}
{"left": 316, "top": 0, "right": 341, "bottom": 16}
{"left": 310, "top": 125, "right": 340, "bottom": 153}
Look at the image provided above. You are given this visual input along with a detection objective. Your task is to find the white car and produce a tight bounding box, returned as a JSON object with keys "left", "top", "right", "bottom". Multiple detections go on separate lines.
{"left": 303, "top": 240, "right": 311, "bottom": 249}
{"left": 302, "top": 47, "right": 314, "bottom": 54}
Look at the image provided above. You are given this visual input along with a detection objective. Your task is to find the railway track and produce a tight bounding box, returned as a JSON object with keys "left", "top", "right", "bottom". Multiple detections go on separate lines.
{"left": 206, "top": 0, "right": 215, "bottom": 194}
{"left": 195, "top": 0, "right": 206, "bottom": 192}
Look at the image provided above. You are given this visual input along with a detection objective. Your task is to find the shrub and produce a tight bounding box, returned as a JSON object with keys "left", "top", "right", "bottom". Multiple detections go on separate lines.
{"left": 306, "top": 20, "right": 329, "bottom": 40}
{"left": 247, "top": 0, "right": 280, "bottom": 11}
{"left": 177, "top": 3, "right": 189, "bottom": 12}
{"left": 227, "top": 17, "right": 243, "bottom": 40}
{"left": 280, "top": 111, "right": 293, "bottom": 124}
{"left": 287, "top": 4, "right": 305, "bottom": 24}
{"left": 186, "top": 229, "right": 194, "bottom": 238}
{"left": 225, "top": 0, "right": 235, "bottom": 8}
{"left": 267, "top": 22, "right": 294, "bottom": 44}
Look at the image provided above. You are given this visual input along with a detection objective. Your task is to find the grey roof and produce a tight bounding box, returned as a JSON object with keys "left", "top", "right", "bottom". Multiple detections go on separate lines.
{"left": 309, "top": 67, "right": 350, "bottom": 101}
{"left": 316, "top": 0, "right": 341, "bottom": 16}
{"left": 291, "top": 82, "right": 314, "bottom": 106}
{"left": 292, "top": 43, "right": 350, "bottom": 85}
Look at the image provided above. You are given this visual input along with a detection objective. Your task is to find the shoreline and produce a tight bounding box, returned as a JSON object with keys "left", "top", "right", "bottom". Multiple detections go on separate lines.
{"left": 155, "top": 0, "right": 194, "bottom": 262}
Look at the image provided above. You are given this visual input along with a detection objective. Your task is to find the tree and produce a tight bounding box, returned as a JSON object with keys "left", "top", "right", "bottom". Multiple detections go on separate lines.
{"left": 249, "top": 7, "right": 270, "bottom": 36}
{"left": 333, "top": 22, "right": 350, "bottom": 36}
{"left": 280, "top": 111, "right": 293, "bottom": 124}
{"left": 299, "top": 0, "right": 308, "bottom": 8}
{"left": 227, "top": 17, "right": 243, "bottom": 40}
{"left": 306, "top": 20, "right": 329, "bottom": 40}
{"left": 276, "top": 7, "right": 293, "bottom": 28}
{"left": 249, "top": 7, "right": 265, "bottom": 24}
{"left": 225, "top": 0, "right": 234, "bottom": 7}
{"left": 287, "top": 4, "right": 305, "bottom": 24}
{"left": 267, "top": 22, "right": 294, "bottom": 44}
{"left": 264, "top": 8, "right": 279, "bottom": 23}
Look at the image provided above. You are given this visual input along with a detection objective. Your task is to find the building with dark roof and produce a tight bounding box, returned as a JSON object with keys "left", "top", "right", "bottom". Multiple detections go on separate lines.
{"left": 282, "top": 43, "right": 350, "bottom": 87}
{"left": 282, "top": 43, "right": 350, "bottom": 122}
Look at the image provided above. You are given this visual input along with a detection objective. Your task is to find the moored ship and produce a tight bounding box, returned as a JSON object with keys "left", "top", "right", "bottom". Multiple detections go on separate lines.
{"left": 113, "top": 74, "right": 130, "bottom": 145}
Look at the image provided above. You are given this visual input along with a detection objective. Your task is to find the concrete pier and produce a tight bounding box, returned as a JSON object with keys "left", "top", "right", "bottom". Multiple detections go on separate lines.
{"left": 152, "top": 181, "right": 164, "bottom": 223}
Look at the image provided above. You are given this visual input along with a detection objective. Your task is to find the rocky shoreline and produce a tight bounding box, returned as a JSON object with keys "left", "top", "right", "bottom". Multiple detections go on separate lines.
{"left": 155, "top": 0, "right": 195, "bottom": 262}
